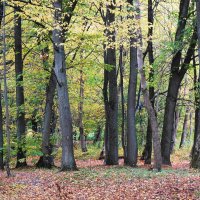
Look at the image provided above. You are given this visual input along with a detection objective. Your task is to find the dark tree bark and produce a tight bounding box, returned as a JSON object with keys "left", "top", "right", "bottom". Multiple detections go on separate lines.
{"left": 191, "top": 0, "right": 200, "bottom": 168}
{"left": 126, "top": 37, "right": 138, "bottom": 166}
{"left": 0, "top": 1, "right": 4, "bottom": 171}
{"left": 179, "top": 107, "right": 189, "bottom": 148}
{"left": 142, "top": 121, "right": 152, "bottom": 164}
{"left": 31, "top": 110, "right": 38, "bottom": 133}
{"left": 103, "top": 1, "right": 118, "bottom": 165}
{"left": 188, "top": 112, "right": 193, "bottom": 142}
{"left": 0, "top": 84, "right": 3, "bottom": 170}
{"left": 161, "top": 30, "right": 197, "bottom": 164}
{"left": 2, "top": 1, "right": 11, "bottom": 177}
{"left": 141, "top": 0, "right": 155, "bottom": 165}
{"left": 103, "top": 45, "right": 109, "bottom": 163}
{"left": 170, "top": 110, "right": 179, "bottom": 153}
{"left": 93, "top": 125, "right": 101, "bottom": 145}
{"left": 78, "top": 69, "right": 87, "bottom": 152}
{"left": 161, "top": 0, "right": 197, "bottom": 164}
{"left": 53, "top": 0, "right": 77, "bottom": 171}
{"left": 36, "top": 68, "right": 56, "bottom": 168}
{"left": 125, "top": 0, "right": 138, "bottom": 167}
{"left": 14, "top": 7, "right": 27, "bottom": 168}
{"left": 119, "top": 45, "right": 127, "bottom": 161}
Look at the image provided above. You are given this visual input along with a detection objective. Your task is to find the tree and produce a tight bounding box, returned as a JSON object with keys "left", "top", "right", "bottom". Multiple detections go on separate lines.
{"left": 14, "top": 6, "right": 27, "bottom": 168}
{"left": 141, "top": 0, "right": 155, "bottom": 164}
{"left": 0, "top": 83, "right": 3, "bottom": 170}
{"left": 36, "top": 67, "right": 56, "bottom": 168}
{"left": 179, "top": 107, "right": 189, "bottom": 148}
{"left": 0, "top": 0, "right": 4, "bottom": 171}
{"left": 136, "top": 0, "right": 162, "bottom": 171}
{"left": 126, "top": 0, "right": 138, "bottom": 166}
{"left": 191, "top": 0, "right": 200, "bottom": 168}
{"left": 103, "top": 0, "right": 118, "bottom": 165}
{"left": 170, "top": 109, "right": 180, "bottom": 153}
{"left": 53, "top": 0, "right": 77, "bottom": 171}
{"left": 161, "top": 0, "right": 197, "bottom": 165}
{"left": 2, "top": 1, "right": 11, "bottom": 177}
{"left": 119, "top": 45, "right": 127, "bottom": 161}
{"left": 2, "top": 0, "right": 199, "bottom": 174}
{"left": 78, "top": 68, "right": 87, "bottom": 152}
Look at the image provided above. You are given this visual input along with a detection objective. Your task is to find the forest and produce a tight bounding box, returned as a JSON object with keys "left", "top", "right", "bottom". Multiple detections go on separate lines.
{"left": 0, "top": 0, "right": 200, "bottom": 199}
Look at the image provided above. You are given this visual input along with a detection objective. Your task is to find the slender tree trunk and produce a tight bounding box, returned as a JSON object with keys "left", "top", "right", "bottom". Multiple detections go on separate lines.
{"left": 126, "top": 37, "right": 138, "bottom": 166}
{"left": 36, "top": 68, "right": 56, "bottom": 168}
{"left": 53, "top": 0, "right": 76, "bottom": 171}
{"left": 103, "top": 45, "right": 109, "bottom": 163}
{"left": 170, "top": 110, "right": 179, "bottom": 153}
{"left": 119, "top": 45, "right": 127, "bottom": 161}
{"left": 138, "top": 50, "right": 162, "bottom": 171}
{"left": 191, "top": 0, "right": 200, "bottom": 168}
{"left": 80, "top": 130, "right": 87, "bottom": 152}
{"left": 180, "top": 76, "right": 189, "bottom": 148}
{"left": 104, "top": 1, "right": 118, "bottom": 165}
{"left": 142, "top": 121, "right": 152, "bottom": 164}
{"left": 79, "top": 69, "right": 87, "bottom": 152}
{"left": 192, "top": 57, "right": 198, "bottom": 149}
{"left": 189, "top": 112, "right": 193, "bottom": 142}
{"left": 2, "top": 1, "right": 11, "bottom": 177}
{"left": 0, "top": 1, "right": 4, "bottom": 171}
{"left": 191, "top": 67, "right": 200, "bottom": 167}
{"left": 31, "top": 111, "right": 38, "bottom": 133}
{"left": 14, "top": 7, "right": 27, "bottom": 168}
{"left": 136, "top": 0, "right": 162, "bottom": 171}
{"left": 125, "top": 0, "right": 138, "bottom": 167}
{"left": 142, "top": 0, "right": 155, "bottom": 164}
{"left": 93, "top": 125, "right": 101, "bottom": 145}
{"left": 0, "top": 84, "right": 3, "bottom": 170}
{"left": 180, "top": 107, "right": 189, "bottom": 148}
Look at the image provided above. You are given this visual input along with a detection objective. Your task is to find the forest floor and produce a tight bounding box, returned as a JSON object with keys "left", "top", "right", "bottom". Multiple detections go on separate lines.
{"left": 0, "top": 148, "right": 200, "bottom": 200}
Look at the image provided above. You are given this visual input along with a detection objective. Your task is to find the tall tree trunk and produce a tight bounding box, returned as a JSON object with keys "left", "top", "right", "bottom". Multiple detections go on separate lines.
{"left": 138, "top": 51, "right": 162, "bottom": 171}
{"left": 136, "top": 0, "right": 162, "bottom": 171}
{"left": 104, "top": 1, "right": 118, "bottom": 165}
{"left": 36, "top": 68, "right": 56, "bottom": 168}
{"left": 161, "top": 0, "right": 190, "bottom": 165}
{"left": 53, "top": 0, "right": 76, "bottom": 171}
{"left": 142, "top": 0, "right": 155, "bottom": 165}
{"left": 126, "top": 38, "right": 138, "bottom": 166}
{"left": 2, "top": 1, "right": 11, "bottom": 177}
{"left": 103, "top": 45, "right": 109, "bottom": 163}
{"left": 191, "top": 0, "right": 200, "bottom": 168}
{"left": 125, "top": 0, "right": 138, "bottom": 167}
{"left": 0, "top": 84, "right": 3, "bottom": 170}
{"left": 78, "top": 69, "right": 87, "bottom": 152}
{"left": 119, "top": 45, "right": 127, "bottom": 161}
{"left": 161, "top": 0, "right": 197, "bottom": 164}
{"left": 14, "top": 7, "right": 27, "bottom": 168}
{"left": 180, "top": 107, "right": 189, "bottom": 148}
{"left": 0, "top": 1, "right": 4, "bottom": 171}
